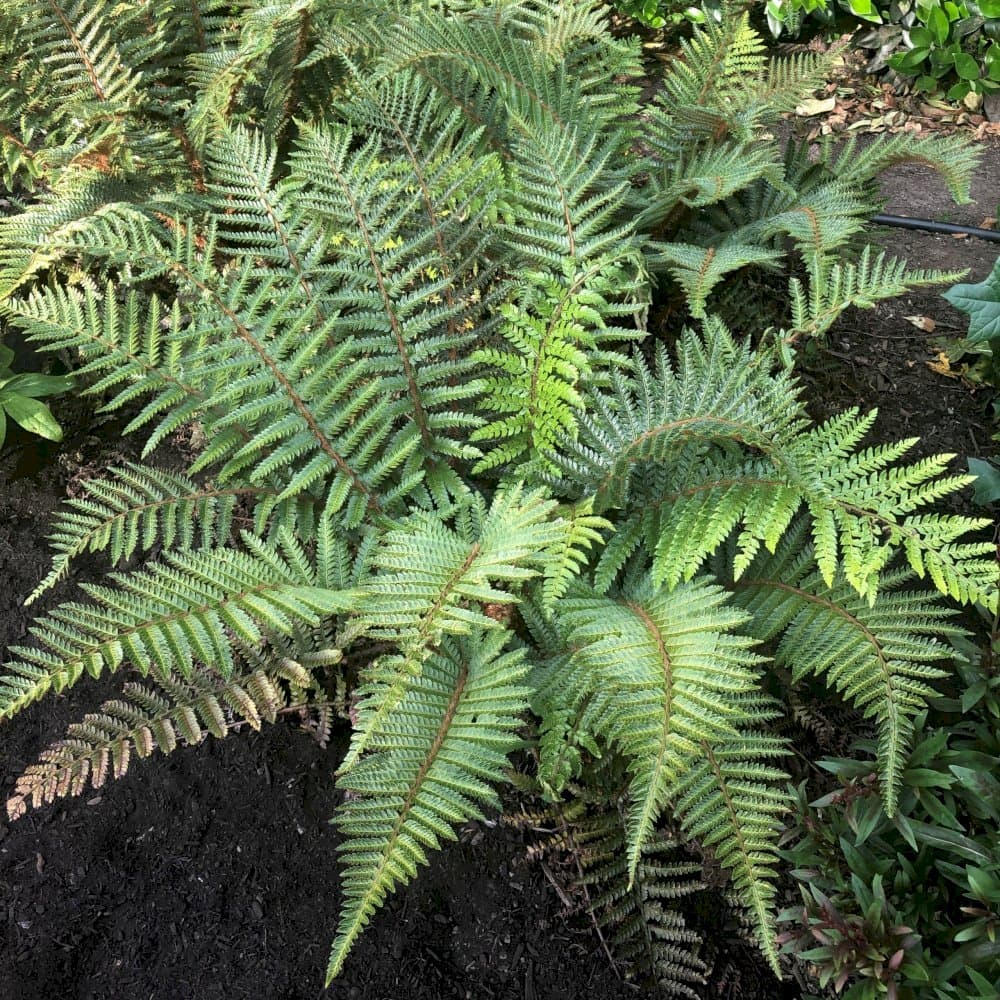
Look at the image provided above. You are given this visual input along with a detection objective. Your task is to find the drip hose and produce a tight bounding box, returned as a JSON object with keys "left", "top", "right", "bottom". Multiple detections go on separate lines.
{"left": 872, "top": 214, "right": 1000, "bottom": 243}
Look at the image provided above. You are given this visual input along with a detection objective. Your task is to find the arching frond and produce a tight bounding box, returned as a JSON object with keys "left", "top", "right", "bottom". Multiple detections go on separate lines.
{"left": 561, "top": 575, "right": 779, "bottom": 892}
{"left": 670, "top": 736, "right": 788, "bottom": 973}
{"left": 27, "top": 462, "right": 262, "bottom": 604}
{"left": 6, "top": 662, "right": 300, "bottom": 820}
{"left": 732, "top": 521, "right": 967, "bottom": 813}
{"left": 551, "top": 324, "right": 996, "bottom": 608}
{"left": 1, "top": 538, "right": 360, "bottom": 719}
{"left": 328, "top": 631, "right": 530, "bottom": 983}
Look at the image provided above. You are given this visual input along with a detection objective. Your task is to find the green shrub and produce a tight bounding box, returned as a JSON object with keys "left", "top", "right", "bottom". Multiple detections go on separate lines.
{"left": 613, "top": 0, "right": 719, "bottom": 29}
{"left": 0, "top": 0, "right": 995, "bottom": 990}
{"left": 766, "top": 0, "right": 1000, "bottom": 103}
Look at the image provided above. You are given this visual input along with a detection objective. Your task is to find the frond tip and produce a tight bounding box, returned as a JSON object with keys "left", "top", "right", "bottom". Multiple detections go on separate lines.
{"left": 6, "top": 665, "right": 293, "bottom": 821}
{"left": 1, "top": 539, "right": 360, "bottom": 720}
{"left": 327, "top": 631, "right": 530, "bottom": 983}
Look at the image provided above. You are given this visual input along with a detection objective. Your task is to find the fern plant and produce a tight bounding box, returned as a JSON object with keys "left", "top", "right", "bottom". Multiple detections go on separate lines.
{"left": 1, "top": 1, "right": 996, "bottom": 993}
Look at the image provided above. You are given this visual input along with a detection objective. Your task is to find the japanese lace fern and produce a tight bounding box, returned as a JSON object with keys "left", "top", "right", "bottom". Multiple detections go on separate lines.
{"left": 0, "top": 0, "right": 996, "bottom": 993}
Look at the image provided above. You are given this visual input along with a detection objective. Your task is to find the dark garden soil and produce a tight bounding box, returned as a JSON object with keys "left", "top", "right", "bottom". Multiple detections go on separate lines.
{"left": 1, "top": 140, "right": 997, "bottom": 1000}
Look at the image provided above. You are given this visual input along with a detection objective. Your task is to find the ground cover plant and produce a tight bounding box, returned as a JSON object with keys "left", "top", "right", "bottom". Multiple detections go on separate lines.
{"left": 0, "top": 0, "right": 997, "bottom": 994}
{"left": 779, "top": 625, "right": 1000, "bottom": 1000}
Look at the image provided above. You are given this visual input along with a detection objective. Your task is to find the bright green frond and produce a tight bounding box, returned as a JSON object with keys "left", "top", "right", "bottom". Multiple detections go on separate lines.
{"left": 472, "top": 260, "right": 638, "bottom": 474}
{"left": 733, "top": 521, "right": 969, "bottom": 813}
{"left": 328, "top": 631, "right": 530, "bottom": 982}
{"left": 670, "top": 736, "right": 788, "bottom": 974}
{"left": 551, "top": 325, "right": 995, "bottom": 608}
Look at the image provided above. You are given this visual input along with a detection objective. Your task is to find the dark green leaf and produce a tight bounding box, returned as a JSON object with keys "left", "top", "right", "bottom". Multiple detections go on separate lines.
{"left": 908, "top": 819, "right": 992, "bottom": 864}
{"left": 968, "top": 458, "right": 1000, "bottom": 506}
{"left": 892, "top": 47, "right": 932, "bottom": 72}
{"left": 944, "top": 259, "right": 1000, "bottom": 343}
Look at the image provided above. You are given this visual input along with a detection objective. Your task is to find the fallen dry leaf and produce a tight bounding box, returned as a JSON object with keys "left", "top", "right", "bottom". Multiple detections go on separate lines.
{"left": 796, "top": 96, "right": 837, "bottom": 117}
{"left": 926, "top": 352, "right": 958, "bottom": 378}
{"left": 904, "top": 315, "right": 936, "bottom": 332}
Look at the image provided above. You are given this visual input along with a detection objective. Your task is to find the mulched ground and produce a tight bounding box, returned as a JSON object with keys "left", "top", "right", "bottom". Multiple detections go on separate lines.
{"left": 0, "top": 99, "right": 997, "bottom": 1000}
{"left": 801, "top": 137, "right": 1000, "bottom": 480}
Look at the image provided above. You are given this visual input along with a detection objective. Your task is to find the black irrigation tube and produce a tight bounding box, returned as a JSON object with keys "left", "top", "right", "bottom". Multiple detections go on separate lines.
{"left": 872, "top": 213, "right": 1000, "bottom": 243}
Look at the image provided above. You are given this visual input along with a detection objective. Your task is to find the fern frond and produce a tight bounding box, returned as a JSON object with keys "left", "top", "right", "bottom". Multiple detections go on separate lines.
{"left": 524, "top": 602, "right": 600, "bottom": 798}
{"left": 0, "top": 185, "right": 187, "bottom": 301}
{"left": 374, "top": 2, "right": 639, "bottom": 154}
{"left": 637, "top": 141, "right": 779, "bottom": 231}
{"left": 204, "top": 125, "right": 329, "bottom": 289}
{"left": 584, "top": 823, "right": 708, "bottom": 997}
{"left": 513, "top": 755, "right": 708, "bottom": 995}
{"left": 341, "top": 487, "right": 563, "bottom": 771}
{"left": 551, "top": 320, "right": 808, "bottom": 519}
{"left": 4, "top": 0, "right": 143, "bottom": 121}
{"left": 6, "top": 663, "right": 295, "bottom": 820}
{"left": 652, "top": 13, "right": 808, "bottom": 145}
{"left": 649, "top": 241, "right": 782, "bottom": 318}
{"left": 328, "top": 630, "right": 530, "bottom": 983}
{"left": 1, "top": 538, "right": 359, "bottom": 720}
{"left": 822, "top": 133, "right": 979, "bottom": 206}
{"left": 561, "top": 575, "right": 777, "bottom": 887}
{"left": 780, "top": 247, "right": 967, "bottom": 343}
{"left": 732, "top": 521, "right": 968, "bottom": 812}
{"left": 289, "top": 117, "right": 497, "bottom": 465}
{"left": 539, "top": 499, "right": 611, "bottom": 609}
{"left": 670, "top": 736, "right": 788, "bottom": 973}
{"left": 502, "top": 125, "right": 638, "bottom": 268}
{"left": 472, "top": 262, "right": 621, "bottom": 473}
{"left": 27, "top": 462, "right": 263, "bottom": 604}
{"left": 551, "top": 324, "right": 996, "bottom": 607}
{"left": 184, "top": 0, "right": 318, "bottom": 144}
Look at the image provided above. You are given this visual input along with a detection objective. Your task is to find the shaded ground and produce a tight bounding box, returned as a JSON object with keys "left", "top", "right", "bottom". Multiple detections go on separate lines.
{"left": 801, "top": 137, "right": 1000, "bottom": 478}
{"left": 0, "top": 139, "right": 997, "bottom": 1000}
